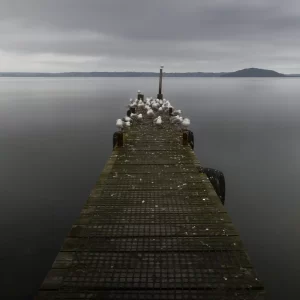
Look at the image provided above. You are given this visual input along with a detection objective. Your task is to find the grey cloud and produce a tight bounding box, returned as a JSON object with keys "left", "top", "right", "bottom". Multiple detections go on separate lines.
{"left": 0, "top": 0, "right": 300, "bottom": 72}
{"left": 1, "top": 0, "right": 298, "bottom": 41}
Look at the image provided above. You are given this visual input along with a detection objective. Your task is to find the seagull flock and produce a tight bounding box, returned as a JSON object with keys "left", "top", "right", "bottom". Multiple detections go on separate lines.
{"left": 116, "top": 92, "right": 190, "bottom": 131}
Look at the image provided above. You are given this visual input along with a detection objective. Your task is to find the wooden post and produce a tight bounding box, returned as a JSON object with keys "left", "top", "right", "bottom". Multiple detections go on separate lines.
{"left": 113, "top": 132, "right": 123, "bottom": 148}
{"left": 157, "top": 65, "right": 164, "bottom": 100}
{"left": 117, "top": 132, "right": 124, "bottom": 147}
{"left": 137, "top": 90, "right": 144, "bottom": 101}
{"left": 182, "top": 132, "right": 188, "bottom": 146}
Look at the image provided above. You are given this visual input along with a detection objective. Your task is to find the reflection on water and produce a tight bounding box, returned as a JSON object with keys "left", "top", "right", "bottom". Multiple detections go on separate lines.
{"left": 0, "top": 77, "right": 300, "bottom": 299}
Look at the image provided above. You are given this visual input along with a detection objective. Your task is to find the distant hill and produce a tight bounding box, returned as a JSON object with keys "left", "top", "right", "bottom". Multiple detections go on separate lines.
{"left": 221, "top": 68, "right": 285, "bottom": 77}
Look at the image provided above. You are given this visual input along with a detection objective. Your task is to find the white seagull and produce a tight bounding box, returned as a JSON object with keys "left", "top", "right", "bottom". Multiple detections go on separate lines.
{"left": 130, "top": 113, "right": 138, "bottom": 120}
{"left": 181, "top": 118, "right": 191, "bottom": 130}
{"left": 138, "top": 100, "right": 145, "bottom": 108}
{"left": 116, "top": 119, "right": 123, "bottom": 131}
{"left": 172, "top": 109, "right": 182, "bottom": 116}
{"left": 123, "top": 116, "right": 132, "bottom": 122}
{"left": 137, "top": 114, "right": 143, "bottom": 121}
{"left": 124, "top": 121, "right": 131, "bottom": 128}
{"left": 170, "top": 115, "right": 182, "bottom": 124}
{"left": 154, "top": 116, "right": 163, "bottom": 127}
{"left": 147, "top": 109, "right": 155, "bottom": 117}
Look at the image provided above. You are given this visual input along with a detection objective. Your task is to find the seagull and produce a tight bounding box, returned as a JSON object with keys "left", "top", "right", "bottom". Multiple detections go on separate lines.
{"left": 116, "top": 119, "right": 123, "bottom": 131}
{"left": 153, "top": 116, "right": 160, "bottom": 123}
{"left": 162, "top": 103, "right": 169, "bottom": 112}
{"left": 122, "top": 116, "right": 132, "bottom": 123}
{"left": 138, "top": 100, "right": 145, "bottom": 108}
{"left": 130, "top": 113, "right": 138, "bottom": 120}
{"left": 152, "top": 102, "right": 159, "bottom": 111}
{"left": 166, "top": 104, "right": 173, "bottom": 113}
{"left": 154, "top": 116, "right": 163, "bottom": 127}
{"left": 147, "top": 109, "right": 155, "bottom": 117}
{"left": 170, "top": 115, "right": 182, "bottom": 124}
{"left": 124, "top": 121, "right": 131, "bottom": 128}
{"left": 172, "top": 109, "right": 182, "bottom": 116}
{"left": 129, "top": 100, "right": 137, "bottom": 108}
{"left": 181, "top": 118, "right": 191, "bottom": 130}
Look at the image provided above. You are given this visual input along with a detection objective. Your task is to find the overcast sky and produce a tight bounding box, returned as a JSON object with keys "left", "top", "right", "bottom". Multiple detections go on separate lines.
{"left": 0, "top": 0, "right": 300, "bottom": 73}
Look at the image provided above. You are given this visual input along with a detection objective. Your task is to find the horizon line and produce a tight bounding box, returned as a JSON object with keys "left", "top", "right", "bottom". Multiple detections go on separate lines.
{"left": 0, "top": 68, "right": 299, "bottom": 76}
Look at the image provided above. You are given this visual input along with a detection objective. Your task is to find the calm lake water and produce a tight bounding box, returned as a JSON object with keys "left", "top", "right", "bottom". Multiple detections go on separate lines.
{"left": 0, "top": 77, "right": 299, "bottom": 299}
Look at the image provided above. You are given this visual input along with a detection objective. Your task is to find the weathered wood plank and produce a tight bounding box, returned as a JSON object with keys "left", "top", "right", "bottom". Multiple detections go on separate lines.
{"left": 61, "top": 236, "right": 244, "bottom": 252}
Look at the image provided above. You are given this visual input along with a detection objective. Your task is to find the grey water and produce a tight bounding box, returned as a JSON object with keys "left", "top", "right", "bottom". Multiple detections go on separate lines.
{"left": 0, "top": 77, "right": 299, "bottom": 299}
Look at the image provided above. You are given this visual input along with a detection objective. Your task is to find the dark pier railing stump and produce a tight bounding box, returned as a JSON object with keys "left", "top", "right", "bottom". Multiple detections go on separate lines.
{"left": 188, "top": 130, "right": 194, "bottom": 150}
{"left": 137, "top": 90, "right": 144, "bottom": 101}
{"left": 182, "top": 130, "right": 194, "bottom": 149}
{"left": 113, "top": 131, "right": 123, "bottom": 149}
{"left": 198, "top": 167, "right": 226, "bottom": 205}
{"left": 157, "top": 65, "right": 164, "bottom": 100}
{"left": 183, "top": 131, "right": 188, "bottom": 146}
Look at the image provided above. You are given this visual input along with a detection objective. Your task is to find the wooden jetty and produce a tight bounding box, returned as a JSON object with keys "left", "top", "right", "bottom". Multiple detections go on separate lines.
{"left": 36, "top": 69, "right": 265, "bottom": 300}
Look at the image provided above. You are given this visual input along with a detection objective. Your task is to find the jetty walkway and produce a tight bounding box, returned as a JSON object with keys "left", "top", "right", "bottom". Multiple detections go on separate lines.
{"left": 36, "top": 69, "right": 265, "bottom": 299}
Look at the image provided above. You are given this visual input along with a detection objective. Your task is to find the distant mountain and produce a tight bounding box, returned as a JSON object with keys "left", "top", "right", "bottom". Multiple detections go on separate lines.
{"left": 221, "top": 68, "right": 285, "bottom": 77}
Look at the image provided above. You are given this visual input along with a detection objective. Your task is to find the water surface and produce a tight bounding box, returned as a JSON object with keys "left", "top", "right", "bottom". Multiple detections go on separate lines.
{"left": 0, "top": 77, "right": 299, "bottom": 299}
